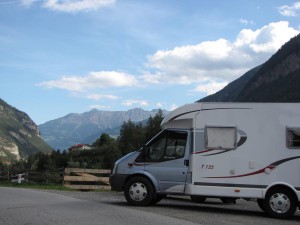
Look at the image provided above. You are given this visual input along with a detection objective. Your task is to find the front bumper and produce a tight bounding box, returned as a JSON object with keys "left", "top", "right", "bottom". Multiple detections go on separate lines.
{"left": 109, "top": 174, "right": 128, "bottom": 191}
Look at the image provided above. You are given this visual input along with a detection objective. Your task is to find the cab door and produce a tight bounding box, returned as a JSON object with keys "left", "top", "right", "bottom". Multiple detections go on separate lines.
{"left": 144, "top": 130, "right": 189, "bottom": 193}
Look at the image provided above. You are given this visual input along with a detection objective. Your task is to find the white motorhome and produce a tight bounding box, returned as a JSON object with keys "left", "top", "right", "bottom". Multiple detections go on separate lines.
{"left": 110, "top": 103, "right": 300, "bottom": 219}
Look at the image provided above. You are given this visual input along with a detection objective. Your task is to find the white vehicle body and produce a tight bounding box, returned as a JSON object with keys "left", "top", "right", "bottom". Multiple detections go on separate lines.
{"left": 110, "top": 103, "right": 300, "bottom": 219}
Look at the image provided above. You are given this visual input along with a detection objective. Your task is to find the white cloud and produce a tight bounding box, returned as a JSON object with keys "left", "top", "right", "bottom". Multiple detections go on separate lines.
{"left": 247, "top": 21, "right": 299, "bottom": 53}
{"left": 20, "top": 0, "right": 38, "bottom": 7}
{"left": 156, "top": 102, "right": 164, "bottom": 108}
{"left": 21, "top": 0, "right": 116, "bottom": 12}
{"left": 43, "top": 0, "right": 115, "bottom": 12}
{"left": 86, "top": 94, "right": 119, "bottom": 100}
{"left": 38, "top": 71, "right": 138, "bottom": 92}
{"left": 192, "top": 81, "right": 229, "bottom": 96}
{"left": 239, "top": 19, "right": 255, "bottom": 25}
{"left": 145, "top": 21, "right": 299, "bottom": 86}
{"left": 278, "top": 2, "right": 300, "bottom": 17}
{"left": 122, "top": 99, "right": 149, "bottom": 107}
{"left": 169, "top": 104, "right": 178, "bottom": 111}
{"left": 89, "top": 104, "right": 111, "bottom": 110}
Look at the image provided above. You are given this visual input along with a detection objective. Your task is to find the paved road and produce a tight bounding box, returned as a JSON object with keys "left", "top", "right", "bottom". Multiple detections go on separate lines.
{"left": 1, "top": 187, "right": 300, "bottom": 225}
{"left": 55, "top": 189, "right": 300, "bottom": 225}
{"left": 0, "top": 187, "right": 198, "bottom": 225}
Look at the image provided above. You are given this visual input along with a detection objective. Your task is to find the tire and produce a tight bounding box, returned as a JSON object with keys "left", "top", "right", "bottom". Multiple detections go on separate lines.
{"left": 124, "top": 177, "right": 154, "bottom": 206}
{"left": 190, "top": 195, "right": 206, "bottom": 203}
{"left": 257, "top": 199, "right": 265, "bottom": 211}
{"left": 263, "top": 188, "right": 297, "bottom": 219}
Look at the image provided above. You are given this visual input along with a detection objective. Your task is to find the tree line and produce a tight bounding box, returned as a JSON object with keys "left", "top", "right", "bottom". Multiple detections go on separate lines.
{"left": 0, "top": 110, "right": 164, "bottom": 175}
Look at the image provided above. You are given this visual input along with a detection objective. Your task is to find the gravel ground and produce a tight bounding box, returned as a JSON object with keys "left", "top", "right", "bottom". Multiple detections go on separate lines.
{"left": 40, "top": 189, "right": 300, "bottom": 225}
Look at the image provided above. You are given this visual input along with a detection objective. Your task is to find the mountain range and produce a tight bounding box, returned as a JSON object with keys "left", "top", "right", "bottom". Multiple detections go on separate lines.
{"left": 0, "top": 98, "right": 52, "bottom": 163}
{"left": 38, "top": 108, "right": 166, "bottom": 150}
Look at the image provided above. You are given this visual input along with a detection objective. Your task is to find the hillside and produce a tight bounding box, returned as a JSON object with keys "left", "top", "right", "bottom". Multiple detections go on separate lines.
{"left": 199, "top": 34, "right": 300, "bottom": 102}
{"left": 39, "top": 108, "right": 166, "bottom": 150}
{"left": 0, "top": 98, "right": 52, "bottom": 163}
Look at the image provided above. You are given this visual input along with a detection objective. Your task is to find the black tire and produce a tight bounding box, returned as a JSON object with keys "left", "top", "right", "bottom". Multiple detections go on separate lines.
{"left": 257, "top": 199, "right": 265, "bottom": 211}
{"left": 124, "top": 177, "right": 154, "bottom": 206}
{"left": 190, "top": 195, "right": 206, "bottom": 203}
{"left": 220, "top": 197, "right": 236, "bottom": 204}
{"left": 263, "top": 188, "right": 297, "bottom": 219}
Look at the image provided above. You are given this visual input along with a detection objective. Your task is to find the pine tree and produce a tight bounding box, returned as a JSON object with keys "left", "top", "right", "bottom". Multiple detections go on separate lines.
{"left": 145, "top": 109, "right": 163, "bottom": 142}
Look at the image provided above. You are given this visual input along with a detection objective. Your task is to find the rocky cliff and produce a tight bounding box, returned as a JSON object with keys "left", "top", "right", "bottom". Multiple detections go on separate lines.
{"left": 0, "top": 98, "right": 52, "bottom": 163}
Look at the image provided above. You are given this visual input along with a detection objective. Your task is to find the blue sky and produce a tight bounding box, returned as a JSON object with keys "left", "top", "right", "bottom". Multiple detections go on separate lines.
{"left": 1, "top": 0, "right": 300, "bottom": 124}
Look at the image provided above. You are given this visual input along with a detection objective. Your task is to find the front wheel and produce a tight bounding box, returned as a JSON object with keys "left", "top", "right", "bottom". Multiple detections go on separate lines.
{"left": 124, "top": 177, "right": 154, "bottom": 206}
{"left": 263, "top": 188, "right": 297, "bottom": 219}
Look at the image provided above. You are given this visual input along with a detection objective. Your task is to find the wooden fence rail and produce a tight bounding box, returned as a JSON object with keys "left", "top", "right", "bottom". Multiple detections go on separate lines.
{"left": 63, "top": 168, "right": 111, "bottom": 190}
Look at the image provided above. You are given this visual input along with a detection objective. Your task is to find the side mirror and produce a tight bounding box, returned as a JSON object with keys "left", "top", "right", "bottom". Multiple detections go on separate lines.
{"left": 141, "top": 145, "right": 147, "bottom": 158}
{"left": 136, "top": 145, "right": 147, "bottom": 162}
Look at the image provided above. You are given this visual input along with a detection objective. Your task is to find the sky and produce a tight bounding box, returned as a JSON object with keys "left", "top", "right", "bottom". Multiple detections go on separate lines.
{"left": 0, "top": 0, "right": 300, "bottom": 125}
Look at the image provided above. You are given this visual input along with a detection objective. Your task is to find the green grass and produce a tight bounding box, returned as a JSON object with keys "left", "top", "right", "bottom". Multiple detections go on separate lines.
{"left": 0, "top": 181, "right": 76, "bottom": 191}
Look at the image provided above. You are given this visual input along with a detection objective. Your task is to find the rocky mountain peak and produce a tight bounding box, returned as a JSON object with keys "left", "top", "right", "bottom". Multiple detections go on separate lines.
{"left": 39, "top": 108, "right": 168, "bottom": 150}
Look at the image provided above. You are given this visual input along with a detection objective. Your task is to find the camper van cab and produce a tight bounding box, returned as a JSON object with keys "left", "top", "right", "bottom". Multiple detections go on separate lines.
{"left": 110, "top": 103, "right": 300, "bottom": 219}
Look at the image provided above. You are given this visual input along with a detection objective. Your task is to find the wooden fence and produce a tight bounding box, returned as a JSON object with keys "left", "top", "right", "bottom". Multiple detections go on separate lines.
{"left": 9, "top": 170, "right": 63, "bottom": 184}
{"left": 1, "top": 168, "right": 111, "bottom": 191}
{"left": 63, "top": 168, "right": 111, "bottom": 190}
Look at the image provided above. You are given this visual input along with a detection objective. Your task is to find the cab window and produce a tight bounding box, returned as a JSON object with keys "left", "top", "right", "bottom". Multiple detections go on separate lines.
{"left": 146, "top": 130, "right": 187, "bottom": 162}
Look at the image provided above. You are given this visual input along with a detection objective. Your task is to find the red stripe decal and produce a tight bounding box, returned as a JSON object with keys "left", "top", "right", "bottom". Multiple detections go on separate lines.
{"left": 204, "top": 166, "right": 276, "bottom": 179}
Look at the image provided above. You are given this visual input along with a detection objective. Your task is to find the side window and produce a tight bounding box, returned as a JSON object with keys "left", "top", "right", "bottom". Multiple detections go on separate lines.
{"left": 165, "top": 131, "right": 187, "bottom": 159}
{"left": 148, "top": 132, "right": 167, "bottom": 161}
{"left": 287, "top": 128, "right": 300, "bottom": 148}
{"left": 205, "top": 126, "right": 237, "bottom": 150}
{"left": 147, "top": 131, "right": 187, "bottom": 162}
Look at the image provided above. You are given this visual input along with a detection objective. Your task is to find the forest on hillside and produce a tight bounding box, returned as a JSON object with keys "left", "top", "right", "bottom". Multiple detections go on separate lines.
{"left": 0, "top": 110, "right": 164, "bottom": 174}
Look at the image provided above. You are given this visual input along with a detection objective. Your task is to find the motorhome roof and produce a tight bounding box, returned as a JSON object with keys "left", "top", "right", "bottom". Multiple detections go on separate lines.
{"left": 161, "top": 103, "right": 203, "bottom": 127}
{"left": 161, "top": 102, "right": 300, "bottom": 128}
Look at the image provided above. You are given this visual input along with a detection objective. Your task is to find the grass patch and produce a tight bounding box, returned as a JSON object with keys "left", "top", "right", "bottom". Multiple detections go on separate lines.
{"left": 0, "top": 181, "right": 76, "bottom": 191}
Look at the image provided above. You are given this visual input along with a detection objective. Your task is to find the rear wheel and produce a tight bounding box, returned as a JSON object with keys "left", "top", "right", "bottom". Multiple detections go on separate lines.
{"left": 263, "top": 188, "right": 297, "bottom": 219}
{"left": 124, "top": 177, "right": 154, "bottom": 206}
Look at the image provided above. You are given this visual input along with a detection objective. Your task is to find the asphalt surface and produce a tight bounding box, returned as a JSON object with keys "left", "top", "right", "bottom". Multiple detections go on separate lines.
{"left": 0, "top": 187, "right": 198, "bottom": 225}
{"left": 1, "top": 187, "right": 300, "bottom": 225}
